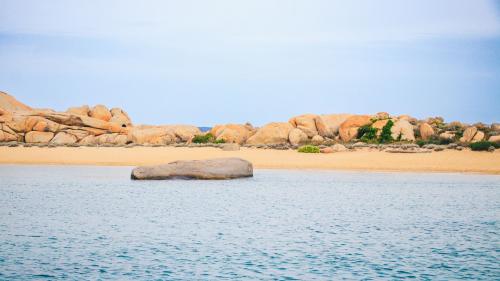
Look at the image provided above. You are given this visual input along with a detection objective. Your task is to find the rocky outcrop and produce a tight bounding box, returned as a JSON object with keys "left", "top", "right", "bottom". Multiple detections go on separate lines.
{"left": 288, "top": 128, "right": 308, "bottom": 146}
{"left": 331, "top": 143, "right": 348, "bottom": 152}
{"left": 320, "top": 114, "right": 352, "bottom": 136}
{"left": 311, "top": 135, "right": 324, "bottom": 145}
{"left": 0, "top": 91, "right": 32, "bottom": 111}
{"left": 131, "top": 158, "right": 253, "bottom": 180}
{"left": 440, "top": 132, "right": 455, "bottom": 140}
{"left": 109, "top": 108, "right": 132, "bottom": 127}
{"left": 25, "top": 131, "right": 54, "bottom": 143}
{"left": 459, "top": 126, "right": 485, "bottom": 143}
{"left": 210, "top": 123, "right": 255, "bottom": 144}
{"left": 391, "top": 120, "right": 415, "bottom": 141}
{"left": 289, "top": 114, "right": 329, "bottom": 137}
{"left": 66, "top": 105, "right": 90, "bottom": 116}
{"left": 419, "top": 123, "right": 435, "bottom": 141}
{"left": 128, "top": 125, "right": 200, "bottom": 145}
{"left": 89, "top": 105, "right": 112, "bottom": 122}
{"left": 50, "top": 132, "right": 77, "bottom": 145}
{"left": 489, "top": 135, "right": 500, "bottom": 142}
{"left": 246, "top": 122, "right": 293, "bottom": 144}
{"left": 339, "top": 115, "right": 372, "bottom": 142}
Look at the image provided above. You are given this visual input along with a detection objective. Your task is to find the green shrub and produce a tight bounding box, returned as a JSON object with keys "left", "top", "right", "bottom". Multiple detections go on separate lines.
{"left": 298, "top": 145, "right": 320, "bottom": 153}
{"left": 416, "top": 140, "right": 426, "bottom": 147}
{"left": 470, "top": 141, "right": 499, "bottom": 151}
{"left": 379, "top": 120, "right": 394, "bottom": 143}
{"left": 214, "top": 139, "right": 226, "bottom": 144}
{"left": 192, "top": 133, "right": 215, "bottom": 143}
{"left": 358, "top": 125, "right": 378, "bottom": 142}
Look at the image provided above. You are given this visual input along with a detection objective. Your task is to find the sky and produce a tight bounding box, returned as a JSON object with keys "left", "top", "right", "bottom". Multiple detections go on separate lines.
{"left": 0, "top": 0, "right": 499, "bottom": 126}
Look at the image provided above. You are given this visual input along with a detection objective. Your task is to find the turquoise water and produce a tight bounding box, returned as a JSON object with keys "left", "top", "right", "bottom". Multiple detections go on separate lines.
{"left": 0, "top": 166, "right": 499, "bottom": 280}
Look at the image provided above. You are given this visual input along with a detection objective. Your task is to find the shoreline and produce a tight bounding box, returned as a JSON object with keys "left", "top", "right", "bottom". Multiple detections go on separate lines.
{"left": 1, "top": 146, "right": 499, "bottom": 175}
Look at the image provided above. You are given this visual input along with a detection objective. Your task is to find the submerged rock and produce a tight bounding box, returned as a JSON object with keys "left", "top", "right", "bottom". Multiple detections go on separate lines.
{"left": 131, "top": 158, "right": 253, "bottom": 180}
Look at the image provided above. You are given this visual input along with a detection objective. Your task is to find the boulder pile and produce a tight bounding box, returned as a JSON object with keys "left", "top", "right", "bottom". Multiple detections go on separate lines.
{"left": 1, "top": 91, "right": 498, "bottom": 149}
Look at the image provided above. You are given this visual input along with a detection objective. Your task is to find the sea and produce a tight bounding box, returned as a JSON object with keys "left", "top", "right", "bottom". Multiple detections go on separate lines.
{"left": 0, "top": 165, "right": 499, "bottom": 280}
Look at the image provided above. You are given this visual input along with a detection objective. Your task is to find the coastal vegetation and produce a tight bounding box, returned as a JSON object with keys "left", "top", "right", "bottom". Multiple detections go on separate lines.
{"left": 298, "top": 145, "right": 320, "bottom": 153}
{"left": 470, "top": 141, "right": 500, "bottom": 151}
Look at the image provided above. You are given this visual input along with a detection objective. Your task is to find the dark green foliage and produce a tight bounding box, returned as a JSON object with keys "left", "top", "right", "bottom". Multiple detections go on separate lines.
{"left": 214, "top": 139, "right": 226, "bottom": 144}
{"left": 358, "top": 125, "right": 378, "bottom": 142}
{"left": 192, "top": 133, "right": 215, "bottom": 143}
{"left": 470, "top": 141, "right": 499, "bottom": 151}
{"left": 417, "top": 136, "right": 454, "bottom": 146}
{"left": 416, "top": 140, "right": 426, "bottom": 147}
{"left": 298, "top": 145, "right": 320, "bottom": 153}
{"left": 379, "top": 120, "right": 394, "bottom": 143}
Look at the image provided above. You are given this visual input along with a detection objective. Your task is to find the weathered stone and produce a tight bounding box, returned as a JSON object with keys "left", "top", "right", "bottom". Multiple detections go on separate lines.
{"left": 25, "top": 131, "right": 54, "bottom": 143}
{"left": 491, "top": 123, "right": 500, "bottom": 132}
{"left": 109, "top": 108, "right": 132, "bottom": 127}
{"left": 460, "top": 127, "right": 478, "bottom": 143}
{"left": 375, "top": 112, "right": 390, "bottom": 119}
{"left": 221, "top": 143, "right": 240, "bottom": 151}
{"left": 0, "top": 91, "right": 32, "bottom": 111}
{"left": 78, "top": 135, "right": 97, "bottom": 146}
{"left": 89, "top": 105, "right": 112, "bottom": 121}
{"left": 419, "top": 123, "right": 435, "bottom": 141}
{"left": 339, "top": 115, "right": 372, "bottom": 142}
{"left": 320, "top": 114, "right": 352, "bottom": 136}
{"left": 50, "top": 132, "right": 77, "bottom": 145}
{"left": 210, "top": 124, "right": 254, "bottom": 144}
{"left": 471, "top": 131, "right": 484, "bottom": 143}
{"left": 488, "top": 135, "right": 500, "bottom": 142}
{"left": 332, "top": 143, "right": 348, "bottom": 152}
{"left": 246, "top": 122, "right": 294, "bottom": 145}
{"left": 66, "top": 105, "right": 90, "bottom": 116}
{"left": 95, "top": 133, "right": 128, "bottom": 145}
{"left": 320, "top": 147, "right": 334, "bottom": 153}
{"left": 391, "top": 120, "right": 415, "bottom": 141}
{"left": 131, "top": 158, "right": 253, "bottom": 180}
{"left": 128, "top": 127, "right": 176, "bottom": 145}
{"left": 289, "top": 114, "right": 329, "bottom": 137}
{"left": 311, "top": 135, "right": 324, "bottom": 145}
{"left": 288, "top": 128, "right": 308, "bottom": 146}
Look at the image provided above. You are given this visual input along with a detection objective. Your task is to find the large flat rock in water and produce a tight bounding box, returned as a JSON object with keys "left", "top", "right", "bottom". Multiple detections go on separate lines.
{"left": 131, "top": 158, "right": 253, "bottom": 180}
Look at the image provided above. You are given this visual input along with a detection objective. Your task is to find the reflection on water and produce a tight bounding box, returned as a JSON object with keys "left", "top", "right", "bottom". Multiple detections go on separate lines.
{"left": 0, "top": 165, "right": 499, "bottom": 280}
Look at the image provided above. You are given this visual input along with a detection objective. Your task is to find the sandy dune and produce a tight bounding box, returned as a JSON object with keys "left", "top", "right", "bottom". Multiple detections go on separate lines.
{"left": 0, "top": 146, "right": 499, "bottom": 174}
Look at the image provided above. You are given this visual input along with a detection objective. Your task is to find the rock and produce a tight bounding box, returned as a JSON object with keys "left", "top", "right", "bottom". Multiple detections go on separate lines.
{"left": 353, "top": 142, "right": 369, "bottom": 148}
{"left": 491, "top": 123, "right": 500, "bottom": 132}
{"left": 311, "top": 135, "right": 324, "bottom": 145}
{"left": 221, "top": 143, "right": 240, "bottom": 151}
{"left": 95, "top": 133, "right": 128, "bottom": 145}
{"left": 391, "top": 120, "right": 415, "bottom": 141}
{"left": 210, "top": 124, "right": 254, "bottom": 144}
{"left": 372, "top": 119, "right": 390, "bottom": 136}
{"left": 320, "top": 114, "right": 352, "bottom": 136}
{"left": 488, "top": 135, "right": 500, "bottom": 142}
{"left": 397, "top": 115, "right": 418, "bottom": 124}
{"left": 0, "top": 129, "right": 18, "bottom": 142}
{"left": 131, "top": 158, "right": 253, "bottom": 180}
{"left": 446, "top": 121, "right": 464, "bottom": 130}
{"left": 288, "top": 128, "right": 308, "bottom": 146}
{"left": 170, "top": 125, "right": 202, "bottom": 142}
{"left": 440, "top": 132, "right": 455, "bottom": 140}
{"left": 385, "top": 148, "right": 431, "bottom": 153}
{"left": 419, "top": 123, "right": 435, "bottom": 141}
{"left": 425, "top": 116, "right": 444, "bottom": 126}
{"left": 455, "top": 146, "right": 463, "bottom": 151}
{"left": 62, "top": 129, "right": 89, "bottom": 141}
{"left": 25, "top": 131, "right": 54, "bottom": 143}
{"left": 89, "top": 105, "right": 112, "bottom": 121}
{"left": 471, "top": 131, "right": 484, "bottom": 142}
{"left": 320, "top": 147, "right": 334, "bottom": 153}
{"left": 50, "top": 132, "right": 77, "bottom": 145}
{"left": 289, "top": 114, "right": 329, "bottom": 137}
{"left": 339, "top": 115, "right": 373, "bottom": 142}
{"left": 375, "top": 112, "right": 390, "bottom": 119}
{"left": 128, "top": 126, "right": 176, "bottom": 145}
{"left": 246, "top": 122, "right": 294, "bottom": 145}
{"left": 66, "top": 105, "right": 90, "bottom": 116}
{"left": 109, "top": 108, "right": 132, "bottom": 127}
{"left": 488, "top": 146, "right": 495, "bottom": 152}
{"left": 460, "top": 127, "right": 478, "bottom": 143}
{"left": 0, "top": 91, "right": 32, "bottom": 111}
{"left": 78, "top": 135, "right": 97, "bottom": 146}
{"left": 331, "top": 143, "right": 348, "bottom": 152}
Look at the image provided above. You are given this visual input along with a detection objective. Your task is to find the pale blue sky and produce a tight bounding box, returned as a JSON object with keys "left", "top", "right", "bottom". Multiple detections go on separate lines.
{"left": 0, "top": 0, "right": 499, "bottom": 125}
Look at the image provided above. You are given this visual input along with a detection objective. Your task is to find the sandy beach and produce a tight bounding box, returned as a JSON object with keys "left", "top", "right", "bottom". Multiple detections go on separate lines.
{"left": 1, "top": 146, "right": 499, "bottom": 174}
